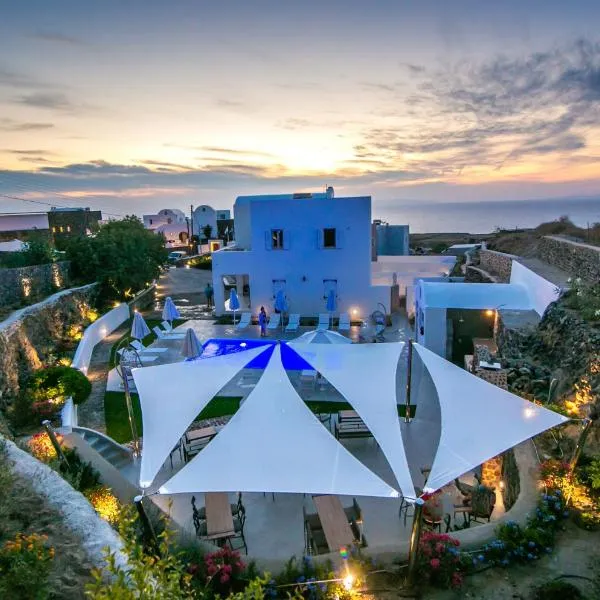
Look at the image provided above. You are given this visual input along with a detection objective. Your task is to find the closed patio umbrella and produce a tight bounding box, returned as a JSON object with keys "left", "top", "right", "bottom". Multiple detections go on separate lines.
{"left": 131, "top": 312, "right": 151, "bottom": 340}
{"left": 162, "top": 296, "right": 180, "bottom": 324}
{"left": 182, "top": 328, "right": 203, "bottom": 358}
{"left": 289, "top": 329, "right": 352, "bottom": 344}
{"left": 274, "top": 289, "right": 288, "bottom": 329}
{"left": 326, "top": 289, "right": 337, "bottom": 328}
{"left": 229, "top": 288, "right": 240, "bottom": 325}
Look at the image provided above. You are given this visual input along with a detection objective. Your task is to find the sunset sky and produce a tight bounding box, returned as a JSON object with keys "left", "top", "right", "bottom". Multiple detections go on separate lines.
{"left": 0, "top": 0, "right": 599, "bottom": 219}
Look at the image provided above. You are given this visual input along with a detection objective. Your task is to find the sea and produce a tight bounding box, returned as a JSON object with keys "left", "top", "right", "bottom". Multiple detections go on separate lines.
{"left": 379, "top": 197, "right": 600, "bottom": 234}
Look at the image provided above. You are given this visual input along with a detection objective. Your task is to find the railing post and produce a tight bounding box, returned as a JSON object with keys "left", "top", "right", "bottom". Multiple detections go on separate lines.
{"left": 122, "top": 366, "right": 141, "bottom": 458}
{"left": 42, "top": 420, "right": 70, "bottom": 469}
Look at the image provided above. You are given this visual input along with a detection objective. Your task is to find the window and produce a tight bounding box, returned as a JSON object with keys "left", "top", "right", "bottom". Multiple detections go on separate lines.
{"left": 271, "top": 229, "right": 284, "bottom": 250}
{"left": 149, "top": 219, "right": 153, "bottom": 225}
{"left": 323, "top": 228, "right": 336, "bottom": 248}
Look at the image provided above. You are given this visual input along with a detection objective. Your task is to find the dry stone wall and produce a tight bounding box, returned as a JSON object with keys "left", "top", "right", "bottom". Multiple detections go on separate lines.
{"left": 0, "top": 261, "right": 70, "bottom": 308}
{"left": 479, "top": 250, "right": 515, "bottom": 283}
{"left": 538, "top": 236, "right": 600, "bottom": 282}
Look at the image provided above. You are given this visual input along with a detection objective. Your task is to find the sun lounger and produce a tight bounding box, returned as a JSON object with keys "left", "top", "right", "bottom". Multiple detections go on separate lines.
{"left": 266, "top": 313, "right": 281, "bottom": 330}
{"left": 338, "top": 313, "right": 350, "bottom": 331}
{"left": 161, "top": 320, "right": 174, "bottom": 332}
{"left": 285, "top": 313, "right": 300, "bottom": 332}
{"left": 152, "top": 326, "right": 185, "bottom": 340}
{"left": 317, "top": 314, "right": 330, "bottom": 331}
{"left": 235, "top": 313, "right": 251, "bottom": 330}
{"left": 130, "top": 340, "right": 168, "bottom": 353}
{"left": 117, "top": 348, "right": 157, "bottom": 363}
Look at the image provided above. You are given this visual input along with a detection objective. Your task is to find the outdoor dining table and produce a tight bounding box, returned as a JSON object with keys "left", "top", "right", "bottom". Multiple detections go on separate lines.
{"left": 204, "top": 492, "right": 235, "bottom": 541}
{"left": 313, "top": 495, "right": 355, "bottom": 553}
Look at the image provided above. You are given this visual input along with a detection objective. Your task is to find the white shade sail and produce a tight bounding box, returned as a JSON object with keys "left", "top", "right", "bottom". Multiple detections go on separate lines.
{"left": 133, "top": 344, "right": 269, "bottom": 488}
{"left": 290, "top": 342, "right": 416, "bottom": 501}
{"left": 159, "top": 345, "right": 399, "bottom": 498}
{"left": 413, "top": 343, "right": 569, "bottom": 494}
{"left": 289, "top": 330, "right": 352, "bottom": 345}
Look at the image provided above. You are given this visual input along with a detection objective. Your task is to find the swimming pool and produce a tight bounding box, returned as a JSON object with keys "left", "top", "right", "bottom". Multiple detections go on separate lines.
{"left": 192, "top": 339, "right": 314, "bottom": 370}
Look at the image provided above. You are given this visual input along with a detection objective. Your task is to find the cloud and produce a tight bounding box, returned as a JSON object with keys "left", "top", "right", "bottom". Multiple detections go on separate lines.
{"left": 14, "top": 92, "right": 75, "bottom": 111}
{"left": 353, "top": 38, "right": 600, "bottom": 179}
{"left": 0, "top": 118, "right": 54, "bottom": 132}
{"left": 30, "top": 31, "right": 86, "bottom": 46}
{"left": 3, "top": 149, "right": 56, "bottom": 156}
{"left": 400, "top": 63, "right": 426, "bottom": 75}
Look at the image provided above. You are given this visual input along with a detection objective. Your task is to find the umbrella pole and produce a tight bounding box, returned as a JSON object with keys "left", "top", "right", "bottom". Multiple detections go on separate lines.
{"left": 123, "top": 367, "right": 140, "bottom": 458}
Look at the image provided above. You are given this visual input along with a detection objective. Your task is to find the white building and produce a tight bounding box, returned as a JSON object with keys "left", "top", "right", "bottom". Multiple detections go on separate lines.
{"left": 142, "top": 208, "right": 187, "bottom": 229}
{"left": 212, "top": 188, "right": 394, "bottom": 318}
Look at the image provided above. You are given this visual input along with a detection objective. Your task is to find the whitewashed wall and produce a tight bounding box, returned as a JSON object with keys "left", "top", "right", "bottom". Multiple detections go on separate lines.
{"left": 71, "top": 303, "right": 130, "bottom": 375}
{"left": 510, "top": 261, "right": 560, "bottom": 317}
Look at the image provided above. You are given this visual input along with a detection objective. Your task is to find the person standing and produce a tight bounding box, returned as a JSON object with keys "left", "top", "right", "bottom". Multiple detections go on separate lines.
{"left": 204, "top": 282, "right": 214, "bottom": 308}
{"left": 258, "top": 306, "right": 268, "bottom": 337}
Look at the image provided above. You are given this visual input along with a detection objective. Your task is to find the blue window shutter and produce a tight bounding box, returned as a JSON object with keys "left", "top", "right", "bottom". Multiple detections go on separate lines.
{"left": 317, "top": 229, "right": 323, "bottom": 249}
{"left": 265, "top": 230, "right": 271, "bottom": 250}
{"left": 283, "top": 230, "right": 290, "bottom": 250}
{"left": 336, "top": 229, "right": 344, "bottom": 249}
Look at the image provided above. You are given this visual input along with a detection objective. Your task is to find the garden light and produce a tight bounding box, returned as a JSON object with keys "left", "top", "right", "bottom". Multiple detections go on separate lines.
{"left": 485, "top": 309, "right": 494, "bottom": 317}
{"left": 342, "top": 573, "right": 354, "bottom": 591}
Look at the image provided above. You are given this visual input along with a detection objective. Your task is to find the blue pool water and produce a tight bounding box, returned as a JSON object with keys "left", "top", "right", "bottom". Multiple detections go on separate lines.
{"left": 193, "top": 339, "right": 313, "bottom": 370}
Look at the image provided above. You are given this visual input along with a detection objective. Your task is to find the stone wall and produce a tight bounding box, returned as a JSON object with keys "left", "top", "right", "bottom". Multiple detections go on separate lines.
{"left": 479, "top": 249, "right": 516, "bottom": 283}
{"left": 465, "top": 266, "right": 498, "bottom": 283}
{"left": 538, "top": 236, "right": 600, "bottom": 283}
{"left": 502, "top": 449, "right": 520, "bottom": 511}
{"left": 0, "top": 284, "right": 97, "bottom": 408}
{"left": 0, "top": 261, "right": 70, "bottom": 308}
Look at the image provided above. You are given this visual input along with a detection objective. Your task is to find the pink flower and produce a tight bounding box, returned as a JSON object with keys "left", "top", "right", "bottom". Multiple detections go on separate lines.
{"left": 435, "top": 542, "right": 445, "bottom": 553}
{"left": 452, "top": 572, "right": 463, "bottom": 588}
{"left": 430, "top": 558, "right": 440, "bottom": 569}
{"left": 220, "top": 573, "right": 230, "bottom": 584}
{"left": 453, "top": 539, "right": 460, "bottom": 547}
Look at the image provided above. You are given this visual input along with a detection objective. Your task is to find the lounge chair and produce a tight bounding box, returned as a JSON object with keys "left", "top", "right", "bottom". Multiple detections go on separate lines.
{"left": 117, "top": 348, "right": 157, "bottom": 363}
{"left": 235, "top": 313, "right": 251, "bottom": 330}
{"left": 130, "top": 340, "right": 168, "bottom": 353}
{"left": 338, "top": 313, "right": 351, "bottom": 331}
{"left": 266, "top": 313, "right": 281, "bottom": 330}
{"left": 285, "top": 313, "right": 300, "bottom": 332}
{"left": 152, "top": 326, "right": 185, "bottom": 340}
{"left": 317, "top": 314, "right": 330, "bottom": 331}
{"left": 161, "top": 320, "right": 174, "bottom": 332}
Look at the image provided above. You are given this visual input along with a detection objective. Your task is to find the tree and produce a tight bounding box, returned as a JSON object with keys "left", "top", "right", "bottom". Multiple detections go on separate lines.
{"left": 202, "top": 224, "right": 213, "bottom": 240}
{"left": 66, "top": 216, "right": 167, "bottom": 299}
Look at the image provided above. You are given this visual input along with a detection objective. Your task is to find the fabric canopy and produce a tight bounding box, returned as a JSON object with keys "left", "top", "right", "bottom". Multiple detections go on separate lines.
{"left": 413, "top": 343, "right": 569, "bottom": 494}
{"left": 133, "top": 344, "right": 269, "bottom": 488}
{"left": 289, "top": 330, "right": 352, "bottom": 345}
{"left": 289, "top": 342, "right": 416, "bottom": 501}
{"left": 159, "top": 344, "right": 399, "bottom": 498}
{"left": 419, "top": 281, "right": 531, "bottom": 310}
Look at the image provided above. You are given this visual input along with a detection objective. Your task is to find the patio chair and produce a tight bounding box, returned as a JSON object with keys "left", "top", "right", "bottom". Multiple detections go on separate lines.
{"left": 350, "top": 520, "right": 368, "bottom": 548}
{"left": 266, "top": 313, "right": 281, "bottom": 330}
{"left": 130, "top": 340, "right": 168, "bottom": 353}
{"left": 152, "top": 326, "right": 185, "bottom": 340}
{"left": 191, "top": 496, "right": 208, "bottom": 537}
{"left": 338, "top": 313, "right": 351, "bottom": 331}
{"left": 317, "top": 314, "right": 330, "bottom": 331}
{"left": 228, "top": 504, "right": 248, "bottom": 554}
{"left": 285, "top": 313, "right": 300, "bottom": 332}
{"left": 344, "top": 498, "right": 362, "bottom": 525}
{"left": 235, "top": 313, "right": 251, "bottom": 330}
{"left": 193, "top": 493, "right": 244, "bottom": 521}
{"left": 469, "top": 486, "right": 496, "bottom": 523}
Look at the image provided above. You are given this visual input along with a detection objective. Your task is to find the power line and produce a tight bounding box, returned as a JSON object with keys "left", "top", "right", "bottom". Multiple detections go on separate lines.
{"left": 0, "top": 192, "right": 124, "bottom": 218}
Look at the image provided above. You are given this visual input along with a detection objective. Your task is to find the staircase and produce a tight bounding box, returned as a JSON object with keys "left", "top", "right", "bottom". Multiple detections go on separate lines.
{"left": 72, "top": 426, "right": 133, "bottom": 470}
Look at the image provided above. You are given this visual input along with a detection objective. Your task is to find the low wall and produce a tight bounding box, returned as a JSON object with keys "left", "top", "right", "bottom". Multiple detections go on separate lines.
{"left": 3, "top": 437, "right": 127, "bottom": 571}
{"left": 128, "top": 284, "right": 156, "bottom": 313}
{"left": 465, "top": 266, "right": 498, "bottom": 283}
{"left": 539, "top": 236, "right": 600, "bottom": 283}
{"left": 0, "top": 284, "right": 97, "bottom": 404}
{"left": 0, "top": 261, "right": 70, "bottom": 308}
{"left": 71, "top": 303, "right": 130, "bottom": 375}
{"left": 479, "top": 250, "right": 516, "bottom": 283}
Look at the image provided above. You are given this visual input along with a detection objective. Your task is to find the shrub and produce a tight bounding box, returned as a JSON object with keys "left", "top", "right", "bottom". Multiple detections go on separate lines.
{"left": 54, "top": 447, "right": 101, "bottom": 493}
{"left": 417, "top": 532, "right": 464, "bottom": 589}
{"left": 84, "top": 485, "right": 121, "bottom": 525}
{"left": 0, "top": 533, "right": 55, "bottom": 599}
{"left": 27, "top": 365, "right": 92, "bottom": 407}
{"left": 531, "top": 580, "right": 583, "bottom": 600}
{"left": 203, "top": 547, "right": 247, "bottom": 596}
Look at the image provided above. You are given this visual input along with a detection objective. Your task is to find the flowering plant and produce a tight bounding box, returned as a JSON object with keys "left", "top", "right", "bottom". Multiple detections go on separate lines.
{"left": 204, "top": 547, "right": 246, "bottom": 595}
{"left": 0, "top": 533, "right": 55, "bottom": 599}
{"left": 417, "top": 532, "right": 464, "bottom": 589}
{"left": 27, "top": 431, "right": 63, "bottom": 462}
{"left": 85, "top": 485, "right": 121, "bottom": 525}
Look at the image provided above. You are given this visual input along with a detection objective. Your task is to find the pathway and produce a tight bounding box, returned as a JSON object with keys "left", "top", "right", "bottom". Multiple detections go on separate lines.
{"left": 76, "top": 324, "right": 128, "bottom": 433}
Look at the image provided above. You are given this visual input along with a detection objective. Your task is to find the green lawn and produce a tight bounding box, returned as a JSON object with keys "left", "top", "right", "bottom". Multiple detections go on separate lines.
{"left": 104, "top": 392, "right": 416, "bottom": 443}
{"left": 104, "top": 392, "right": 242, "bottom": 443}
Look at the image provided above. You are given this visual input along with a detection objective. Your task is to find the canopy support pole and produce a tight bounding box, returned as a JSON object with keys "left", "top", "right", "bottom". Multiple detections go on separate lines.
{"left": 42, "top": 419, "right": 70, "bottom": 470}
{"left": 405, "top": 498, "right": 424, "bottom": 589}
{"left": 134, "top": 495, "right": 160, "bottom": 555}
{"left": 123, "top": 367, "right": 141, "bottom": 458}
{"left": 404, "top": 338, "right": 413, "bottom": 423}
